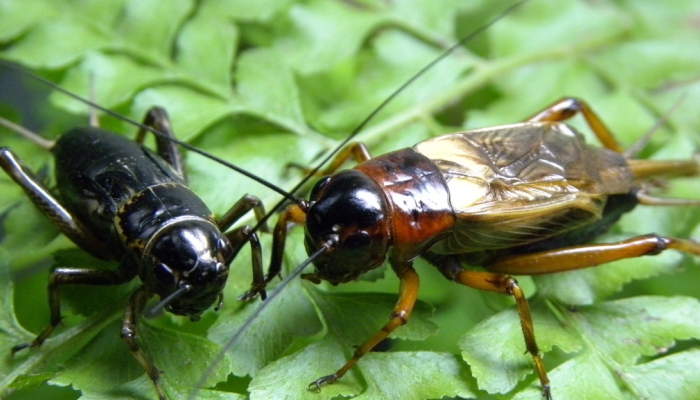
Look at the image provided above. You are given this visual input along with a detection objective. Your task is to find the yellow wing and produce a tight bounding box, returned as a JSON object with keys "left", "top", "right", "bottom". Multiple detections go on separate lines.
{"left": 413, "top": 122, "right": 634, "bottom": 253}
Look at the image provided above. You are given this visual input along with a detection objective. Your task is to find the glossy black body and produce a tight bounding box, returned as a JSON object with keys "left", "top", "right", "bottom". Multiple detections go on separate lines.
{"left": 52, "top": 127, "right": 231, "bottom": 318}
{"left": 1, "top": 105, "right": 273, "bottom": 399}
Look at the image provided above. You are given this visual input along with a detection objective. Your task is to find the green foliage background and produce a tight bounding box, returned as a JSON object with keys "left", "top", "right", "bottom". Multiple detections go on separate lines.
{"left": 1, "top": 0, "right": 699, "bottom": 399}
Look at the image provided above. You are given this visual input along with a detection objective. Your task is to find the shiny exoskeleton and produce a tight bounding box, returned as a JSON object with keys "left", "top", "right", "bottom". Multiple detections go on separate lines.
{"left": 1, "top": 108, "right": 266, "bottom": 400}
{"left": 245, "top": 98, "right": 700, "bottom": 399}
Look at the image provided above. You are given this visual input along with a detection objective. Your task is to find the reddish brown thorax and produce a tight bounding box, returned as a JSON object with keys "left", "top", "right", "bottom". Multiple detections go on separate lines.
{"left": 355, "top": 148, "right": 456, "bottom": 262}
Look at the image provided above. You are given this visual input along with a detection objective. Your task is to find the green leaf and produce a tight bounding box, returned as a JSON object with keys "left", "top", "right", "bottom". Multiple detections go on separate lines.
{"left": 463, "top": 296, "right": 700, "bottom": 398}
{"left": 355, "top": 351, "right": 475, "bottom": 399}
{"left": 208, "top": 278, "right": 323, "bottom": 377}
{"left": 247, "top": 288, "right": 439, "bottom": 400}
{"left": 0, "top": 252, "right": 37, "bottom": 388}
{"left": 316, "top": 291, "right": 437, "bottom": 344}
{"left": 251, "top": 345, "right": 477, "bottom": 400}
{"left": 624, "top": 349, "right": 700, "bottom": 399}
{"left": 512, "top": 353, "right": 626, "bottom": 400}
{"left": 249, "top": 339, "right": 363, "bottom": 399}
{"left": 50, "top": 319, "right": 233, "bottom": 399}
{"left": 175, "top": 10, "right": 238, "bottom": 89}
{"left": 236, "top": 48, "right": 310, "bottom": 135}
{"left": 1, "top": 0, "right": 699, "bottom": 399}
{"left": 461, "top": 301, "right": 581, "bottom": 396}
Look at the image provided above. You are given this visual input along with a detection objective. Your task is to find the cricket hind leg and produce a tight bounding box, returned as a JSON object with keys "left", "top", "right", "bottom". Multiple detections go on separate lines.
{"left": 527, "top": 97, "right": 700, "bottom": 184}
{"left": 526, "top": 97, "right": 623, "bottom": 153}
{"left": 432, "top": 255, "right": 552, "bottom": 400}
{"left": 134, "top": 107, "right": 187, "bottom": 182}
{"left": 485, "top": 234, "right": 700, "bottom": 276}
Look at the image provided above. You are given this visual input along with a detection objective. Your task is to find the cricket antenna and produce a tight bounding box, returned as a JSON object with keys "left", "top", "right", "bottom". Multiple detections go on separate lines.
{"left": 188, "top": 244, "right": 332, "bottom": 400}
{"left": 244, "top": 0, "right": 530, "bottom": 237}
{"left": 624, "top": 93, "right": 687, "bottom": 158}
{"left": 144, "top": 285, "right": 192, "bottom": 319}
{"left": 286, "top": 0, "right": 530, "bottom": 196}
{"left": 0, "top": 60, "right": 301, "bottom": 204}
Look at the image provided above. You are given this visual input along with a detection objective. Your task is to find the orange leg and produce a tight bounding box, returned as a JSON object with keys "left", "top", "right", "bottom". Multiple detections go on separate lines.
{"left": 526, "top": 97, "right": 623, "bottom": 153}
{"left": 626, "top": 158, "right": 699, "bottom": 182}
{"left": 288, "top": 142, "right": 371, "bottom": 176}
{"left": 446, "top": 233, "right": 700, "bottom": 399}
{"left": 527, "top": 98, "right": 699, "bottom": 184}
{"left": 486, "top": 234, "right": 700, "bottom": 275}
{"left": 309, "top": 262, "right": 420, "bottom": 389}
{"left": 438, "top": 257, "right": 552, "bottom": 400}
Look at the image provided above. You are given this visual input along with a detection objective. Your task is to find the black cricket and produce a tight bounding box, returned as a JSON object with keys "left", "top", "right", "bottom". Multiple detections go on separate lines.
{"left": 1, "top": 107, "right": 267, "bottom": 400}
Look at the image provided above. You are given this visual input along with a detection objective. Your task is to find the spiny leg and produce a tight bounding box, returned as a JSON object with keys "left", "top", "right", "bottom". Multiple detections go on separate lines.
{"left": 134, "top": 107, "right": 186, "bottom": 182}
{"left": 310, "top": 262, "right": 420, "bottom": 389}
{"left": 526, "top": 97, "right": 623, "bottom": 153}
{"left": 486, "top": 234, "right": 700, "bottom": 276}
{"left": 225, "top": 225, "right": 264, "bottom": 300}
{"left": 437, "top": 257, "right": 551, "bottom": 400}
{"left": 0, "top": 148, "right": 111, "bottom": 258}
{"left": 462, "top": 234, "right": 700, "bottom": 398}
{"left": 12, "top": 268, "right": 131, "bottom": 354}
{"left": 217, "top": 194, "right": 269, "bottom": 233}
{"left": 121, "top": 286, "right": 166, "bottom": 400}
{"left": 212, "top": 194, "right": 269, "bottom": 301}
{"left": 239, "top": 203, "right": 307, "bottom": 301}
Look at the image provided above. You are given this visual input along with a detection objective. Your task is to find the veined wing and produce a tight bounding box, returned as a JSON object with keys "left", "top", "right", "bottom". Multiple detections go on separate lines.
{"left": 414, "top": 122, "right": 634, "bottom": 253}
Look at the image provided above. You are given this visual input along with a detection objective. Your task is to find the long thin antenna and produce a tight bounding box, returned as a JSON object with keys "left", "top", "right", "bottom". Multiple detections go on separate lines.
{"left": 624, "top": 93, "right": 687, "bottom": 158}
{"left": 188, "top": 245, "right": 330, "bottom": 400}
{"left": 244, "top": 0, "right": 530, "bottom": 241}
{"left": 284, "top": 0, "right": 529, "bottom": 197}
{"left": 143, "top": 285, "right": 192, "bottom": 319}
{"left": 0, "top": 60, "right": 300, "bottom": 203}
